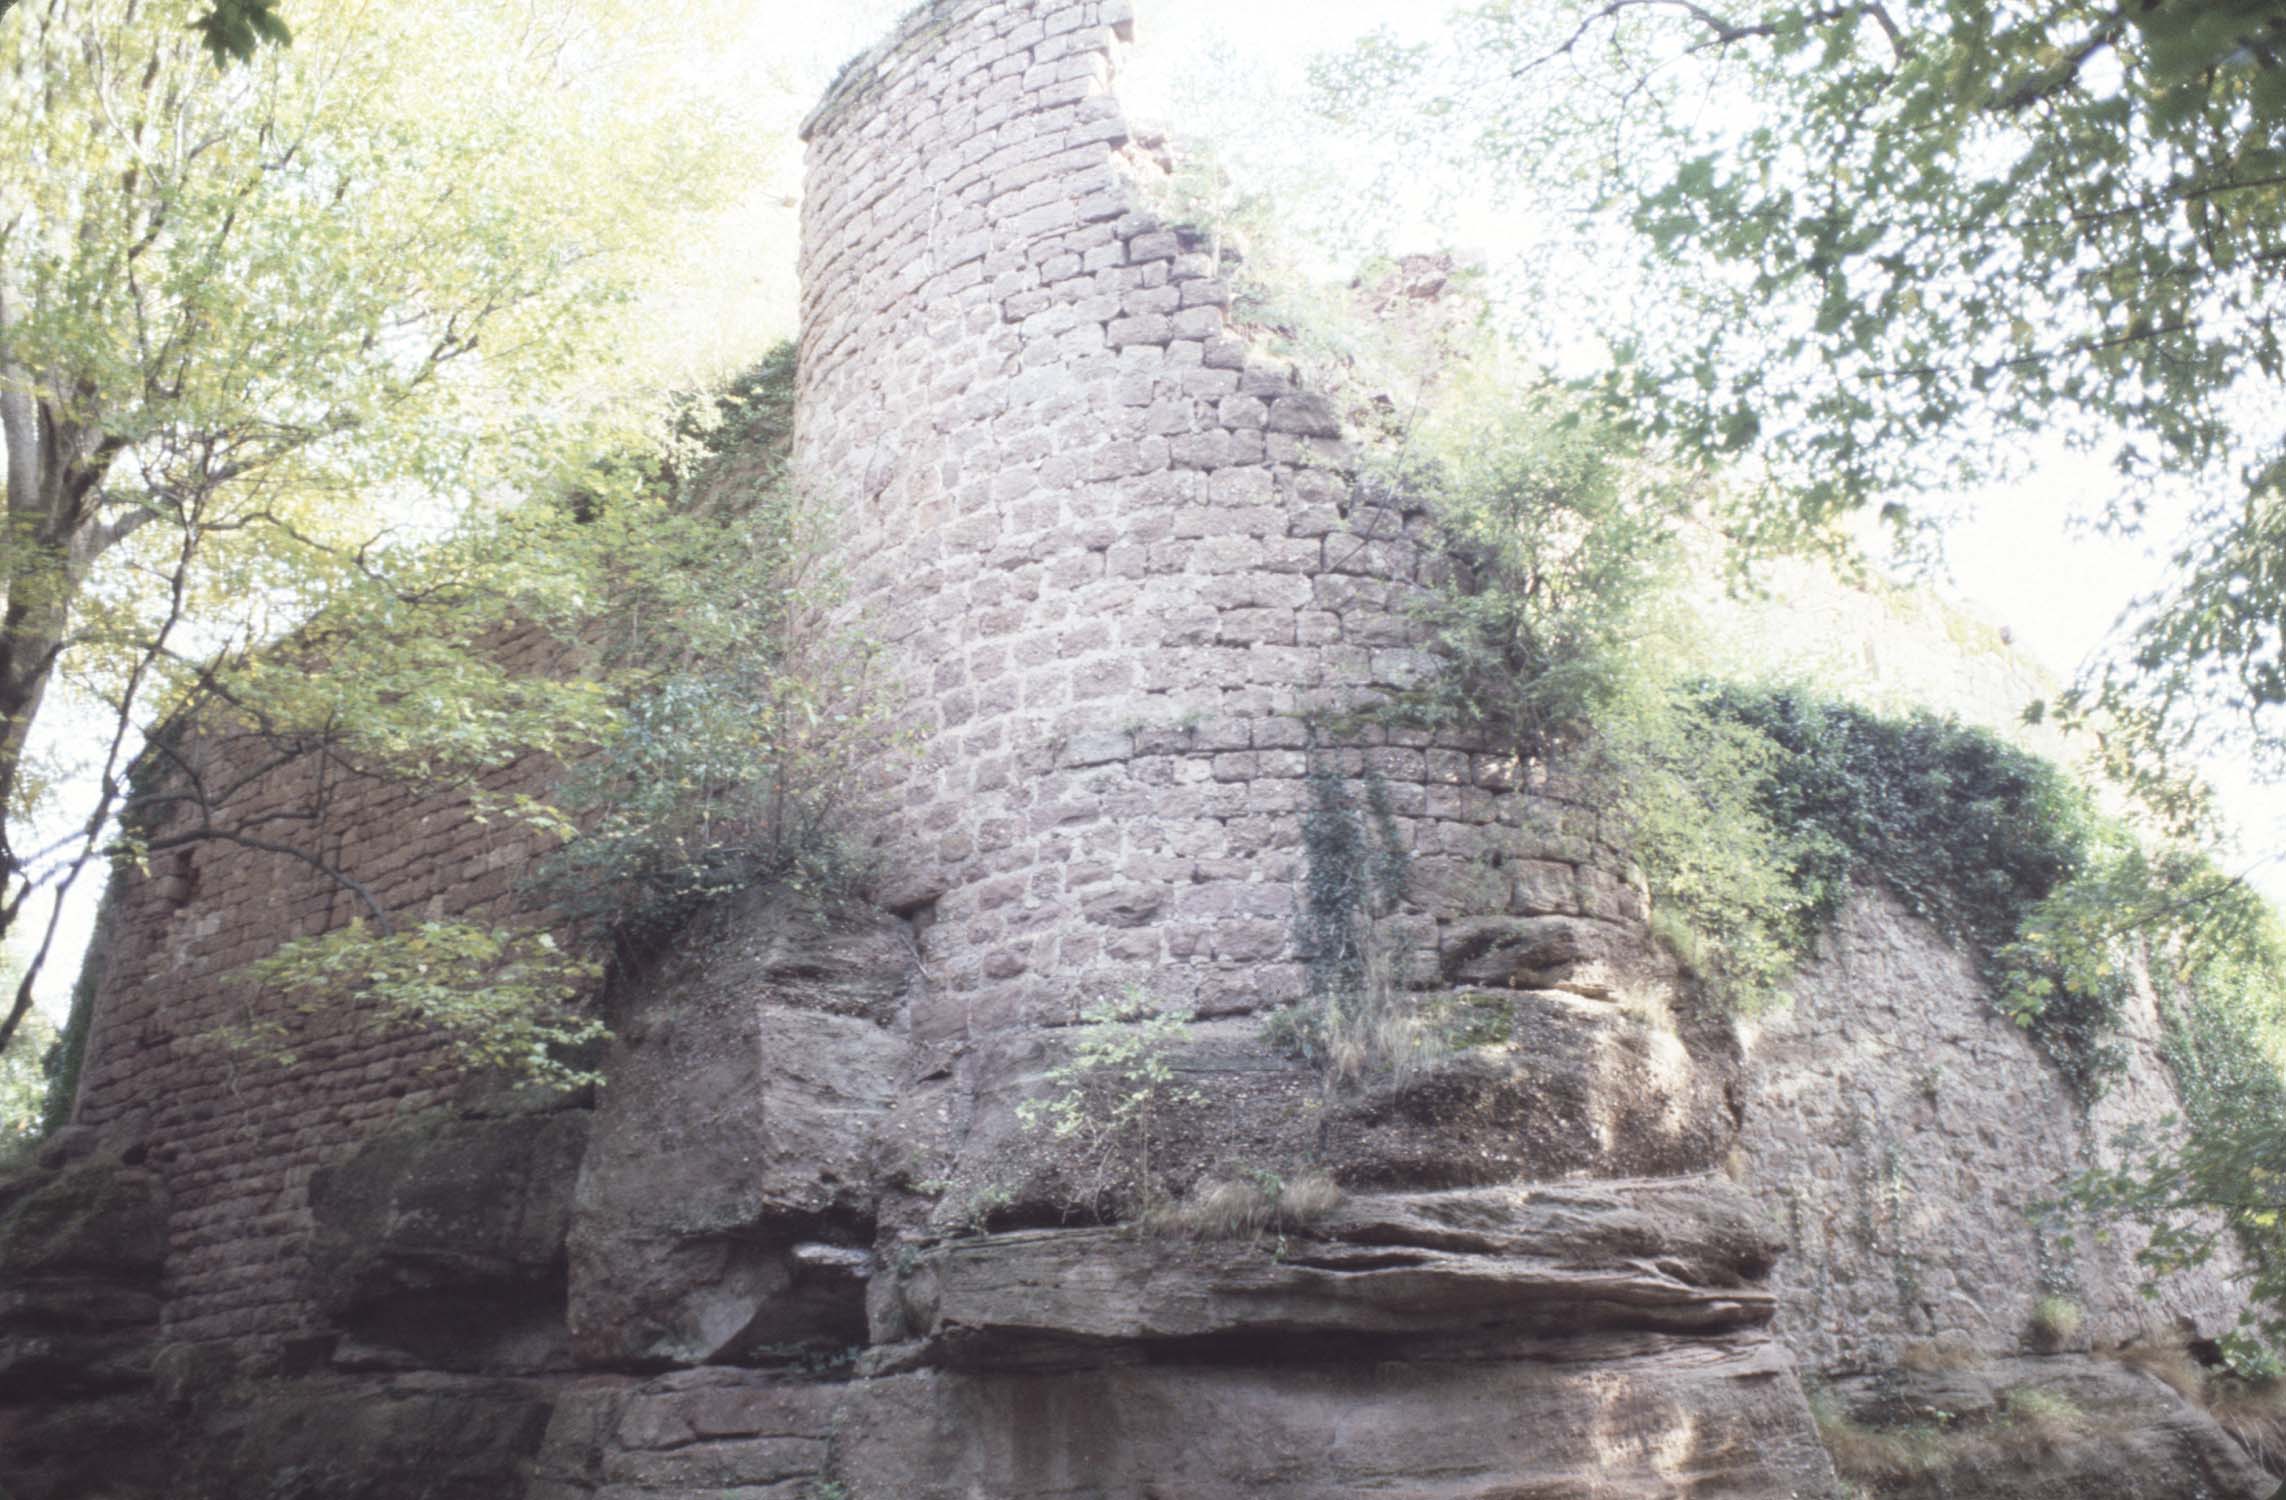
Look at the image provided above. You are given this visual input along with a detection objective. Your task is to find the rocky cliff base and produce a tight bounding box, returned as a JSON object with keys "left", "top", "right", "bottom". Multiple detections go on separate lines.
{"left": 4, "top": 889, "right": 2277, "bottom": 1500}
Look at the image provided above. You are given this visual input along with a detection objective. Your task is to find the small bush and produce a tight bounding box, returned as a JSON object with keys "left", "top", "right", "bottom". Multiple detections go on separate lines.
{"left": 1814, "top": 1378, "right": 2090, "bottom": 1487}
{"left": 1596, "top": 692, "right": 1817, "bottom": 1014}
{"left": 530, "top": 345, "right": 888, "bottom": 952}
{"left": 1017, "top": 990, "right": 1202, "bottom": 1222}
{"left": 2028, "top": 1294, "right": 2085, "bottom": 1351}
{"left": 1374, "top": 393, "right": 1687, "bottom": 765}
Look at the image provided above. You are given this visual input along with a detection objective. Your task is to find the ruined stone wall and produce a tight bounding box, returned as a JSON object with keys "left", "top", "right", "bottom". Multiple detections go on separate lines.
{"left": 787, "top": 0, "right": 2257, "bottom": 1385}
{"left": 65, "top": 0, "right": 2254, "bottom": 1380}
{"left": 792, "top": 0, "right": 1643, "bottom": 1049}
{"left": 69, "top": 626, "right": 567, "bottom": 1351}
{"left": 1742, "top": 889, "right": 2250, "bottom": 1372}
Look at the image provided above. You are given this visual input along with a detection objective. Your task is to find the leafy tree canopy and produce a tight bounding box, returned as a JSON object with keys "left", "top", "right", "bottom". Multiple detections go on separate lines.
{"left": 0, "top": 0, "right": 763, "bottom": 1058}
{"left": 2, "top": 0, "right": 290, "bottom": 66}
{"left": 184, "top": 0, "right": 288, "bottom": 65}
{"left": 1316, "top": 0, "right": 2286, "bottom": 824}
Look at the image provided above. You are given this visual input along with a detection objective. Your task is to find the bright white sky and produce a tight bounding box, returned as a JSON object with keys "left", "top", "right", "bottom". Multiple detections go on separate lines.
{"left": 15, "top": 0, "right": 2281, "bottom": 1014}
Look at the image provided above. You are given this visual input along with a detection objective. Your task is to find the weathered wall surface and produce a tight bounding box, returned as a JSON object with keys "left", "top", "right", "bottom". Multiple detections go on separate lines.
{"left": 1742, "top": 890, "right": 2249, "bottom": 1372}
{"left": 67, "top": 626, "right": 569, "bottom": 1351}
{"left": 792, "top": 0, "right": 1645, "bottom": 1044}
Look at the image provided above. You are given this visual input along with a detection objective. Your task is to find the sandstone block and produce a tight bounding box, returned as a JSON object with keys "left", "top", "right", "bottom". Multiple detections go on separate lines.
{"left": 566, "top": 893, "right": 914, "bottom": 1367}
{"left": 307, "top": 1108, "right": 590, "bottom": 1373}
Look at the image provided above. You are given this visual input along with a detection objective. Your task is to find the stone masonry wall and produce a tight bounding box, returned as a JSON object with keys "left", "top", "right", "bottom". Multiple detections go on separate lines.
{"left": 1743, "top": 889, "right": 2251, "bottom": 1372}
{"left": 793, "top": 0, "right": 1644, "bottom": 1052}
{"left": 69, "top": 626, "right": 568, "bottom": 1352}
{"left": 791, "top": 0, "right": 2256, "bottom": 1389}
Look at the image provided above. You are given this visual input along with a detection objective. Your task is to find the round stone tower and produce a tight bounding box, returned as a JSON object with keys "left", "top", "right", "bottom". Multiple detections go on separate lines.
{"left": 795, "top": 0, "right": 1631, "bottom": 1050}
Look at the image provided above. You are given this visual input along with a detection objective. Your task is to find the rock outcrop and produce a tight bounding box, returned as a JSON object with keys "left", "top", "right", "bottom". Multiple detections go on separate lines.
{"left": 568, "top": 892, "right": 914, "bottom": 1369}
{"left": 893, "top": 1179, "right": 1782, "bottom": 1356}
{"left": 309, "top": 1106, "right": 590, "bottom": 1373}
{"left": 0, "top": 1150, "right": 167, "bottom": 1398}
{"left": 1815, "top": 1356, "right": 2275, "bottom": 1499}
{"left": 0, "top": 1149, "right": 173, "bottom": 1500}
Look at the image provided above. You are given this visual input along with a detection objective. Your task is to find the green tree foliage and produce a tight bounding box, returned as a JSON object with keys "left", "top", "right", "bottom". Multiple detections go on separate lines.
{"left": 185, "top": 0, "right": 288, "bottom": 65}
{"left": 209, "top": 344, "right": 885, "bottom": 1089}
{"left": 2045, "top": 859, "right": 2286, "bottom": 1368}
{"left": 236, "top": 920, "right": 604, "bottom": 1090}
{"left": 526, "top": 345, "right": 886, "bottom": 954}
{"left": 1368, "top": 391, "right": 1688, "bottom": 761}
{"left": 3, "top": 0, "right": 291, "bottom": 65}
{"left": 0, "top": 1004, "right": 50, "bottom": 1150}
{"left": 0, "top": 0, "right": 754, "bottom": 1061}
{"left": 1317, "top": 0, "right": 2286, "bottom": 812}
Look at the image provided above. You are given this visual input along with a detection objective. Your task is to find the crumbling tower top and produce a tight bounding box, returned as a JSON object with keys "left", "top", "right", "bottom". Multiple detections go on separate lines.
{"left": 791, "top": 0, "right": 1617, "bottom": 1043}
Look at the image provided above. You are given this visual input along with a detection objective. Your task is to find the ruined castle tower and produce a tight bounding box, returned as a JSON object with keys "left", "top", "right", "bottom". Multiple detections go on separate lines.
{"left": 5, "top": 3, "right": 2272, "bottom": 1498}
{"left": 793, "top": 0, "right": 1632, "bottom": 1039}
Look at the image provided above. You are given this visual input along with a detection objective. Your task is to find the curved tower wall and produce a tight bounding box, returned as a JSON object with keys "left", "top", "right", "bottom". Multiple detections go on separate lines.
{"left": 794, "top": 0, "right": 1626, "bottom": 1043}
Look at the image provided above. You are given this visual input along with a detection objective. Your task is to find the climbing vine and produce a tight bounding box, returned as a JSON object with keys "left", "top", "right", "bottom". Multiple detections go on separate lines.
{"left": 1699, "top": 687, "right": 2129, "bottom": 1098}
{"left": 1265, "top": 763, "right": 1423, "bottom": 1083}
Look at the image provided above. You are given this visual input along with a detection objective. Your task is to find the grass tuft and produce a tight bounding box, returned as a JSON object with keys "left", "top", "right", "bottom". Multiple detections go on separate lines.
{"left": 2208, "top": 1375, "right": 2286, "bottom": 1475}
{"left": 1144, "top": 1169, "right": 1344, "bottom": 1240}
{"left": 1896, "top": 1335, "right": 1981, "bottom": 1373}
{"left": 2027, "top": 1294, "right": 2084, "bottom": 1351}
{"left": 2115, "top": 1337, "right": 2207, "bottom": 1402}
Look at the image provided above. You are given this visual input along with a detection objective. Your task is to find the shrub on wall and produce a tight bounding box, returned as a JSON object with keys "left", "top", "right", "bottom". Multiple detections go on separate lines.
{"left": 1372, "top": 392, "right": 1690, "bottom": 764}
{"left": 1016, "top": 989, "right": 1203, "bottom": 1221}
{"left": 1377, "top": 393, "right": 2154, "bottom": 1078}
{"left": 219, "top": 343, "right": 887, "bottom": 1088}
{"left": 1595, "top": 692, "right": 1818, "bottom": 1015}
{"left": 528, "top": 346, "right": 886, "bottom": 952}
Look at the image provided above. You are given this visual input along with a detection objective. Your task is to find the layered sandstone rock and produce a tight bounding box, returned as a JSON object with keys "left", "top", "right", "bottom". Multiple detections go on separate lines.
{"left": 0, "top": 1150, "right": 168, "bottom": 1397}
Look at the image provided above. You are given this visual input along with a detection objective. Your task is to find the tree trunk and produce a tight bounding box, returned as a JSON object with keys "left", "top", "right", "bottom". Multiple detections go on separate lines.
{"left": 0, "top": 307, "right": 124, "bottom": 1055}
